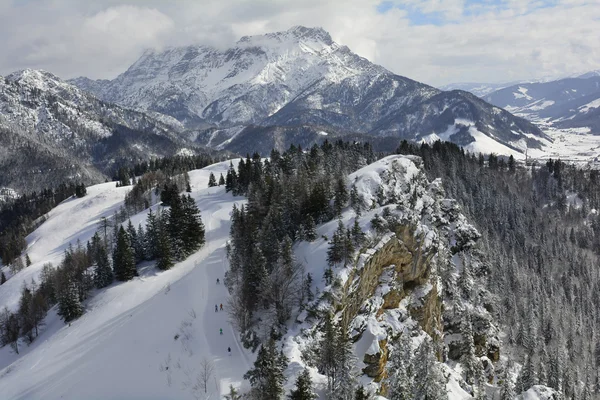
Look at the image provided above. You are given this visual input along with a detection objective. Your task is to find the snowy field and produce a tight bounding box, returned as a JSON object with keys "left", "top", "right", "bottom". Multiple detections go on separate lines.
{"left": 0, "top": 161, "right": 254, "bottom": 400}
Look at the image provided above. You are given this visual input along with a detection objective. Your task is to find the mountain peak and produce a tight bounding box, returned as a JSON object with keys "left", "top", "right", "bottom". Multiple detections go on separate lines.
{"left": 237, "top": 25, "right": 333, "bottom": 46}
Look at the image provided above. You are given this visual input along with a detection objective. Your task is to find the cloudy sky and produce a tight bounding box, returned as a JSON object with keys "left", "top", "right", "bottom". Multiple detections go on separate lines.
{"left": 0, "top": 0, "right": 598, "bottom": 86}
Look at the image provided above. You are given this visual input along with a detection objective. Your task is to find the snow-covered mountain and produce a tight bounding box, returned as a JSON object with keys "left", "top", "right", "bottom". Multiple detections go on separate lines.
{"left": 71, "top": 26, "right": 546, "bottom": 155}
{"left": 439, "top": 82, "right": 517, "bottom": 97}
{"left": 0, "top": 69, "right": 199, "bottom": 193}
{"left": 484, "top": 75, "right": 600, "bottom": 134}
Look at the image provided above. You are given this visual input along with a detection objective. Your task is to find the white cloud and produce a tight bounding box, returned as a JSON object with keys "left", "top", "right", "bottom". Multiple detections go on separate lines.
{"left": 0, "top": 0, "right": 598, "bottom": 86}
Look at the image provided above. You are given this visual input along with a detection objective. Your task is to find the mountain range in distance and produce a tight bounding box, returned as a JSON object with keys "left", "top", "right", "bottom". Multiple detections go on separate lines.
{"left": 443, "top": 70, "right": 600, "bottom": 135}
{"left": 1, "top": 26, "right": 582, "bottom": 193}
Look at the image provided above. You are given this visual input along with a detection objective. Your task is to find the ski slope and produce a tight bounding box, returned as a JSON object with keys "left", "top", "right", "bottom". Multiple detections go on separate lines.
{"left": 0, "top": 161, "right": 253, "bottom": 400}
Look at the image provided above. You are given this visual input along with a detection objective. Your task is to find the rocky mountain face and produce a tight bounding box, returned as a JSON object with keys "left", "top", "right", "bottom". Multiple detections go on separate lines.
{"left": 0, "top": 69, "right": 201, "bottom": 193}
{"left": 484, "top": 76, "right": 600, "bottom": 134}
{"left": 71, "top": 26, "right": 545, "bottom": 155}
{"left": 287, "top": 155, "right": 502, "bottom": 397}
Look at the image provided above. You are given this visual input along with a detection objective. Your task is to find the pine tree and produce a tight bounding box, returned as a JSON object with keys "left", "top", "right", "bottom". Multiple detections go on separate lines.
{"left": 319, "top": 313, "right": 338, "bottom": 393}
{"left": 500, "top": 364, "right": 516, "bottom": 400}
{"left": 156, "top": 216, "right": 174, "bottom": 271}
{"left": 0, "top": 272, "right": 6, "bottom": 285}
{"left": 244, "top": 338, "right": 288, "bottom": 399}
{"left": 25, "top": 253, "right": 31, "bottom": 267}
{"left": 208, "top": 172, "right": 217, "bottom": 187}
{"left": 351, "top": 219, "right": 366, "bottom": 248}
{"left": 57, "top": 279, "right": 83, "bottom": 322}
{"left": 145, "top": 210, "right": 159, "bottom": 260}
{"left": 333, "top": 176, "right": 349, "bottom": 216}
{"left": 181, "top": 195, "right": 205, "bottom": 255}
{"left": 354, "top": 386, "right": 369, "bottom": 400}
{"left": 93, "top": 244, "right": 113, "bottom": 289}
{"left": 219, "top": 173, "right": 225, "bottom": 186}
{"left": 167, "top": 194, "right": 186, "bottom": 259}
{"left": 1, "top": 308, "right": 20, "bottom": 354}
{"left": 332, "top": 327, "right": 357, "bottom": 400}
{"left": 388, "top": 334, "right": 414, "bottom": 400}
{"left": 18, "top": 286, "right": 34, "bottom": 341}
{"left": 289, "top": 369, "right": 317, "bottom": 400}
{"left": 548, "top": 348, "right": 563, "bottom": 393}
{"left": 135, "top": 224, "right": 146, "bottom": 262}
{"left": 327, "top": 220, "right": 345, "bottom": 267}
{"left": 414, "top": 339, "right": 448, "bottom": 400}
{"left": 126, "top": 220, "right": 139, "bottom": 263}
{"left": 349, "top": 183, "right": 362, "bottom": 216}
{"left": 113, "top": 227, "right": 137, "bottom": 281}
{"left": 517, "top": 354, "right": 536, "bottom": 394}
{"left": 224, "top": 384, "right": 242, "bottom": 400}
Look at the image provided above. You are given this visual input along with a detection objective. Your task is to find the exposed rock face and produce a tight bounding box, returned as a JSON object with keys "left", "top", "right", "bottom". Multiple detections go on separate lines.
{"left": 341, "top": 227, "right": 435, "bottom": 329}
{"left": 362, "top": 339, "right": 389, "bottom": 382}
{"left": 285, "top": 155, "right": 503, "bottom": 396}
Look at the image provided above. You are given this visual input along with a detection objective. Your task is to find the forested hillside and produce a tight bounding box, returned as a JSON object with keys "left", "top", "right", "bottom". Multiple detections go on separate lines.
{"left": 398, "top": 141, "right": 600, "bottom": 398}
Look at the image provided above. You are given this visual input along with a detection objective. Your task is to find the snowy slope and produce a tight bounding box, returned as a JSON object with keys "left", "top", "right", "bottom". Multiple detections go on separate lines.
{"left": 0, "top": 161, "right": 254, "bottom": 400}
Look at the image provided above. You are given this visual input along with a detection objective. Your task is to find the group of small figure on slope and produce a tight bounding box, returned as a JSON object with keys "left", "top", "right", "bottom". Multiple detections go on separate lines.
{"left": 215, "top": 277, "right": 231, "bottom": 356}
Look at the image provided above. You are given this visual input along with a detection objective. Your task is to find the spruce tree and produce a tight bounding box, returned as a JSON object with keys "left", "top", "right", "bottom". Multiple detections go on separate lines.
{"left": 319, "top": 313, "right": 338, "bottom": 392}
{"left": 208, "top": 172, "right": 217, "bottom": 187}
{"left": 219, "top": 173, "right": 225, "bottom": 186}
{"left": 156, "top": 216, "right": 174, "bottom": 271}
{"left": 145, "top": 210, "right": 159, "bottom": 260}
{"left": 167, "top": 195, "right": 186, "bottom": 259}
{"left": 327, "top": 221, "right": 345, "bottom": 267}
{"left": 0, "top": 272, "right": 6, "bottom": 285}
{"left": 351, "top": 219, "right": 366, "bottom": 248}
{"left": 333, "top": 176, "right": 349, "bottom": 216}
{"left": 414, "top": 339, "right": 448, "bottom": 400}
{"left": 388, "top": 333, "right": 414, "bottom": 400}
{"left": 244, "top": 338, "right": 288, "bottom": 399}
{"left": 113, "top": 227, "right": 137, "bottom": 281}
{"left": 517, "top": 354, "right": 536, "bottom": 394}
{"left": 354, "top": 386, "right": 369, "bottom": 400}
{"left": 93, "top": 244, "right": 113, "bottom": 288}
{"left": 224, "top": 385, "right": 242, "bottom": 400}
{"left": 126, "top": 220, "right": 139, "bottom": 262}
{"left": 289, "top": 369, "right": 317, "bottom": 400}
{"left": 135, "top": 224, "right": 146, "bottom": 262}
{"left": 181, "top": 195, "right": 205, "bottom": 255}
{"left": 57, "top": 280, "right": 83, "bottom": 322}
{"left": 25, "top": 253, "right": 31, "bottom": 267}
{"left": 332, "top": 327, "right": 357, "bottom": 400}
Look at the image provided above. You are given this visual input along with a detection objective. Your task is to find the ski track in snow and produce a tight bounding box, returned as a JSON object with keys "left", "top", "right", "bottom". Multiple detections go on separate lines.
{"left": 0, "top": 160, "right": 254, "bottom": 400}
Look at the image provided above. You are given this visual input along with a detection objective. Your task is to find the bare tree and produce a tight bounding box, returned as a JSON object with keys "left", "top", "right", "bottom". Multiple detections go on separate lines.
{"left": 195, "top": 358, "right": 215, "bottom": 395}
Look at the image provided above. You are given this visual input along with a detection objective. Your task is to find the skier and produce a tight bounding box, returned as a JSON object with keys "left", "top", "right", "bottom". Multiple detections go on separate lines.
{"left": 216, "top": 278, "right": 220, "bottom": 284}
{"left": 220, "top": 303, "right": 223, "bottom": 311}
{"left": 228, "top": 347, "right": 231, "bottom": 356}
{"left": 215, "top": 304, "right": 218, "bottom": 312}
{"left": 220, "top": 328, "right": 223, "bottom": 335}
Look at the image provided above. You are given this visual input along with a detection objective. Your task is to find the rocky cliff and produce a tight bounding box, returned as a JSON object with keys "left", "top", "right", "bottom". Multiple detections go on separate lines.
{"left": 284, "top": 155, "right": 502, "bottom": 398}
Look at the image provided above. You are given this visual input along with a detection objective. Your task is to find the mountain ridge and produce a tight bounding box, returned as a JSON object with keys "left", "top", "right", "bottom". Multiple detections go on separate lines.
{"left": 70, "top": 26, "right": 546, "bottom": 155}
{"left": 0, "top": 69, "right": 206, "bottom": 193}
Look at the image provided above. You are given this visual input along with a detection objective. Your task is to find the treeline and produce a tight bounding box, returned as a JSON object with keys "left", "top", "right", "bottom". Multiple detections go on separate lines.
{"left": 0, "top": 191, "right": 205, "bottom": 352}
{"left": 397, "top": 140, "right": 600, "bottom": 398}
{"left": 225, "top": 141, "right": 378, "bottom": 349}
{"left": 113, "top": 153, "right": 220, "bottom": 187}
{"left": 0, "top": 182, "right": 87, "bottom": 268}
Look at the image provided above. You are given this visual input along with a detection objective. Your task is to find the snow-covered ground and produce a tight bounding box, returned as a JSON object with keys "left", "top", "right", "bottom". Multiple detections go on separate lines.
{"left": 524, "top": 118, "right": 600, "bottom": 165}
{"left": 0, "top": 161, "right": 254, "bottom": 400}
